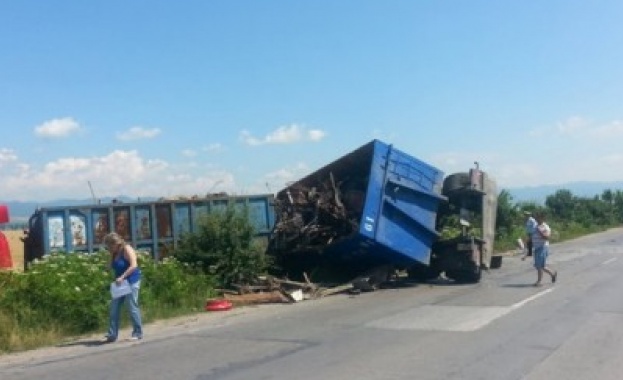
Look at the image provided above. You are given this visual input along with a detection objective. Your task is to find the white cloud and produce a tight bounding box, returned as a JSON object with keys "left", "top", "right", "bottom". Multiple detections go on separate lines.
{"left": 307, "top": 129, "right": 327, "bottom": 141}
{"left": 452, "top": 117, "right": 623, "bottom": 188}
{"left": 0, "top": 148, "right": 18, "bottom": 167}
{"left": 1, "top": 150, "right": 166, "bottom": 200}
{"left": 34, "top": 117, "right": 82, "bottom": 138}
{"left": 203, "top": 143, "right": 226, "bottom": 153}
{"left": 38, "top": 150, "right": 168, "bottom": 188}
{"left": 0, "top": 149, "right": 248, "bottom": 201}
{"left": 590, "top": 120, "right": 623, "bottom": 138}
{"left": 181, "top": 149, "right": 197, "bottom": 158}
{"left": 156, "top": 170, "right": 236, "bottom": 198}
{"left": 601, "top": 152, "right": 623, "bottom": 164}
{"left": 489, "top": 163, "right": 542, "bottom": 189}
{"left": 539, "top": 116, "right": 623, "bottom": 140}
{"left": 116, "top": 126, "right": 161, "bottom": 141}
{"left": 556, "top": 116, "right": 589, "bottom": 135}
{"left": 263, "top": 162, "right": 310, "bottom": 190}
{"left": 240, "top": 124, "right": 327, "bottom": 146}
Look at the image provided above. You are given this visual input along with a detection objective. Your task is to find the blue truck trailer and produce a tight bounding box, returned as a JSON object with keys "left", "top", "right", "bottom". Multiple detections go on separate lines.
{"left": 266, "top": 139, "right": 498, "bottom": 283}
{"left": 22, "top": 194, "right": 275, "bottom": 269}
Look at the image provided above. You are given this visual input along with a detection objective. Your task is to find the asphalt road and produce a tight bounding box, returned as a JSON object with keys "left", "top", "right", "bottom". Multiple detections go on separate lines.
{"left": 2, "top": 227, "right": 623, "bottom": 380}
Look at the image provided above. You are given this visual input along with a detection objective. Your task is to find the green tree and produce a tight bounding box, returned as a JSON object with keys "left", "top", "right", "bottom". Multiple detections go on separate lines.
{"left": 614, "top": 190, "right": 623, "bottom": 223}
{"left": 495, "top": 189, "right": 519, "bottom": 240}
{"left": 545, "top": 189, "right": 575, "bottom": 220}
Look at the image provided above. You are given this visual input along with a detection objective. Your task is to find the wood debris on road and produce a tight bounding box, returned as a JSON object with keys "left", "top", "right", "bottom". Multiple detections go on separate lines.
{"left": 213, "top": 264, "right": 396, "bottom": 307}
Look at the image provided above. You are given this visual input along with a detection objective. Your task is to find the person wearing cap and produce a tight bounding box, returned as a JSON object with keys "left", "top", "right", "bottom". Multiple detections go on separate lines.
{"left": 523, "top": 211, "right": 537, "bottom": 257}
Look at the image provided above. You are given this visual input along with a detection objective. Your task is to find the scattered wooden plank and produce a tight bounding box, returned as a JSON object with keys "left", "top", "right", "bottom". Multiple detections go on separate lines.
{"left": 318, "top": 283, "right": 354, "bottom": 297}
{"left": 223, "top": 290, "right": 291, "bottom": 306}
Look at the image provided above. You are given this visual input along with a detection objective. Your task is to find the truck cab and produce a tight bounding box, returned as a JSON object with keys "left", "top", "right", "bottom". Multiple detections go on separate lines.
{"left": 408, "top": 164, "right": 499, "bottom": 283}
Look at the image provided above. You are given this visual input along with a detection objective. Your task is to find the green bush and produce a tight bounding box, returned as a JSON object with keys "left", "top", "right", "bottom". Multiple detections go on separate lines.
{"left": 173, "top": 205, "right": 272, "bottom": 287}
{"left": 0, "top": 253, "right": 110, "bottom": 335}
{"left": 140, "top": 255, "right": 217, "bottom": 316}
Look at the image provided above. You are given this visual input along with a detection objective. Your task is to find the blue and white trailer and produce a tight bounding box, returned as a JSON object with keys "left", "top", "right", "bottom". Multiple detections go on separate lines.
{"left": 23, "top": 194, "right": 275, "bottom": 269}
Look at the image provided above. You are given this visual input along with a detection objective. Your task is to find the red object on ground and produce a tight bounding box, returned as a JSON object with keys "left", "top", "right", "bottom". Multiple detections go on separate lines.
{"left": 205, "top": 299, "right": 233, "bottom": 312}
{"left": 0, "top": 231, "right": 13, "bottom": 269}
{"left": 0, "top": 205, "right": 8, "bottom": 224}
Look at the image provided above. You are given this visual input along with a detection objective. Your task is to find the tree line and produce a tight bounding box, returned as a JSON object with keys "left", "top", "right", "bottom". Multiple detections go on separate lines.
{"left": 495, "top": 188, "right": 623, "bottom": 249}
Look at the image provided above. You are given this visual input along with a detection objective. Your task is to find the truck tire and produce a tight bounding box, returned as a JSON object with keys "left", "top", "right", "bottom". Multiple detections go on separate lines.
{"left": 446, "top": 265, "right": 481, "bottom": 284}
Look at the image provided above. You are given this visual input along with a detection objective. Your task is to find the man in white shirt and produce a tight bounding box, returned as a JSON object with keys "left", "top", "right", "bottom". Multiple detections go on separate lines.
{"left": 523, "top": 212, "right": 557, "bottom": 286}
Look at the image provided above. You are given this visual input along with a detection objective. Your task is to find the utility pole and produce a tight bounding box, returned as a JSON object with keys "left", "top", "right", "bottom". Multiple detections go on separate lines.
{"left": 88, "top": 181, "right": 97, "bottom": 204}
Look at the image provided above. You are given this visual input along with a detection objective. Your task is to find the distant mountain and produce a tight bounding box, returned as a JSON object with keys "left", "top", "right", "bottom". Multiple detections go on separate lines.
{"left": 505, "top": 181, "right": 623, "bottom": 204}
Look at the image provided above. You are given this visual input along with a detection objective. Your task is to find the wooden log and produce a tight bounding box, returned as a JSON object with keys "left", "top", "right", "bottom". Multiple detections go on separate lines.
{"left": 223, "top": 290, "right": 291, "bottom": 306}
{"left": 318, "top": 283, "right": 354, "bottom": 297}
{"left": 303, "top": 272, "right": 313, "bottom": 286}
{"left": 231, "top": 284, "right": 273, "bottom": 294}
{"left": 273, "top": 278, "right": 317, "bottom": 290}
{"left": 216, "top": 289, "right": 240, "bottom": 296}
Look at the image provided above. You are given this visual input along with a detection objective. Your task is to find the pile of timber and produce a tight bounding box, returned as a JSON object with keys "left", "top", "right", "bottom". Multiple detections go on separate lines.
{"left": 217, "top": 264, "right": 395, "bottom": 307}
{"left": 269, "top": 173, "right": 365, "bottom": 254}
{"left": 217, "top": 274, "right": 359, "bottom": 306}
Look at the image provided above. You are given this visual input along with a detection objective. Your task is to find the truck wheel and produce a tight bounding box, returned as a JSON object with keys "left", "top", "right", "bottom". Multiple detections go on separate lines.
{"left": 446, "top": 266, "right": 481, "bottom": 284}
{"left": 465, "top": 266, "right": 482, "bottom": 283}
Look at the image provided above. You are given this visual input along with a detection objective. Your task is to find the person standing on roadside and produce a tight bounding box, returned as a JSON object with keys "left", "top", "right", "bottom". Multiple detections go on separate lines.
{"left": 523, "top": 212, "right": 557, "bottom": 286}
{"left": 523, "top": 211, "right": 538, "bottom": 257}
{"left": 102, "top": 232, "right": 143, "bottom": 343}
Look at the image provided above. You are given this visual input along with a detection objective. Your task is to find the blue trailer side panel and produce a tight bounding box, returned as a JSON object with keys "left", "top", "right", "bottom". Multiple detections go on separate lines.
{"left": 372, "top": 141, "right": 445, "bottom": 265}
{"left": 355, "top": 140, "right": 444, "bottom": 265}
{"left": 24, "top": 194, "right": 275, "bottom": 263}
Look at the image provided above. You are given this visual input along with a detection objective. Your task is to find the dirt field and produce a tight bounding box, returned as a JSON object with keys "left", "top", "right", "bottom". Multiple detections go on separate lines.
{"left": 2, "top": 230, "right": 24, "bottom": 271}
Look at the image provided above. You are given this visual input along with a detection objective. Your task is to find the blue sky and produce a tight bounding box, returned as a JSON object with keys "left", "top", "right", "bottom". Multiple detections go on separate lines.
{"left": 1, "top": 1, "right": 622, "bottom": 202}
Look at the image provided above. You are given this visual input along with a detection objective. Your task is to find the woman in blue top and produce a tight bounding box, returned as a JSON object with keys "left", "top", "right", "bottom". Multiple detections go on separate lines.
{"left": 102, "top": 232, "right": 143, "bottom": 343}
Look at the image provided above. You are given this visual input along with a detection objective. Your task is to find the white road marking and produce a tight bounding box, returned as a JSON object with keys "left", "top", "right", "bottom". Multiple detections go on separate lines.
{"left": 510, "top": 288, "right": 554, "bottom": 309}
{"left": 601, "top": 258, "right": 617, "bottom": 266}
{"left": 367, "top": 288, "right": 555, "bottom": 332}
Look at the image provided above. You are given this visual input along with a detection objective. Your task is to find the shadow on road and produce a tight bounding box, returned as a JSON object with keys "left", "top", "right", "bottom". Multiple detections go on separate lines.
{"left": 56, "top": 339, "right": 109, "bottom": 348}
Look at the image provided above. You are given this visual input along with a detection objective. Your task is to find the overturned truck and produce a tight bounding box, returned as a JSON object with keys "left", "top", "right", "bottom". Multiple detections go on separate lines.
{"left": 266, "top": 139, "right": 498, "bottom": 284}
